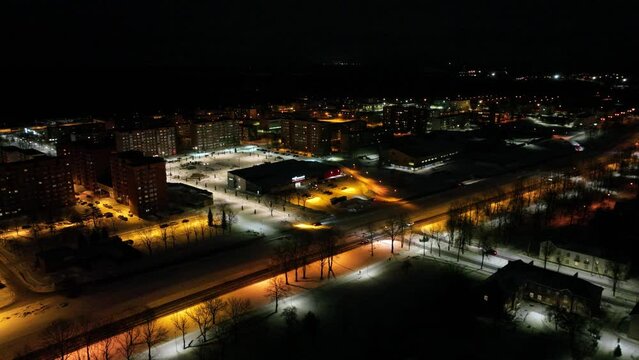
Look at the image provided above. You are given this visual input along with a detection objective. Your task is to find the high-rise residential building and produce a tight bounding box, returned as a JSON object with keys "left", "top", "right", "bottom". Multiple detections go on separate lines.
{"left": 280, "top": 119, "right": 331, "bottom": 155}
{"left": 110, "top": 151, "right": 167, "bottom": 216}
{"left": 57, "top": 142, "right": 112, "bottom": 193}
{"left": 382, "top": 104, "right": 429, "bottom": 136}
{"left": 114, "top": 127, "right": 176, "bottom": 157}
{"left": 0, "top": 148, "right": 74, "bottom": 219}
{"left": 46, "top": 119, "right": 108, "bottom": 145}
{"left": 191, "top": 119, "right": 241, "bottom": 151}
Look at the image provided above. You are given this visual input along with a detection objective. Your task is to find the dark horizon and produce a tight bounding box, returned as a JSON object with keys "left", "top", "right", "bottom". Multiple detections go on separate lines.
{"left": 1, "top": 65, "right": 622, "bottom": 125}
{"left": 4, "top": 1, "right": 639, "bottom": 71}
{"left": 3, "top": 0, "right": 639, "bottom": 124}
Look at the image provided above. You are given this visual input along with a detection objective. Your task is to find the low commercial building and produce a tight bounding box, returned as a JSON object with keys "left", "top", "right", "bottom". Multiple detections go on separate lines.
{"left": 228, "top": 159, "right": 341, "bottom": 194}
{"left": 110, "top": 151, "right": 167, "bottom": 217}
{"left": 479, "top": 260, "right": 603, "bottom": 317}
{"left": 0, "top": 148, "right": 74, "bottom": 218}
{"left": 539, "top": 240, "right": 630, "bottom": 280}
{"left": 381, "top": 137, "right": 462, "bottom": 170}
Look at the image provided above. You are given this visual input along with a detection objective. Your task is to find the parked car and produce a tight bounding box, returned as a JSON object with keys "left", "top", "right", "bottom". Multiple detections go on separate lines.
{"left": 118, "top": 215, "right": 128, "bottom": 221}
{"left": 330, "top": 196, "right": 347, "bottom": 205}
{"left": 323, "top": 190, "right": 333, "bottom": 195}
{"left": 159, "top": 223, "right": 169, "bottom": 228}
{"left": 182, "top": 219, "right": 190, "bottom": 223}
{"left": 104, "top": 212, "right": 113, "bottom": 218}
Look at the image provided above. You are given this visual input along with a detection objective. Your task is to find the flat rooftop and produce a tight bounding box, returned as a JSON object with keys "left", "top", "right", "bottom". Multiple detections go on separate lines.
{"left": 229, "top": 159, "right": 338, "bottom": 187}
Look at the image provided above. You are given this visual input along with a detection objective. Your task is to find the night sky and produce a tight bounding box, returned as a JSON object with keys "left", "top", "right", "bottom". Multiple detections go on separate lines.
{"left": 1, "top": 1, "right": 637, "bottom": 123}
{"left": 4, "top": 0, "right": 638, "bottom": 70}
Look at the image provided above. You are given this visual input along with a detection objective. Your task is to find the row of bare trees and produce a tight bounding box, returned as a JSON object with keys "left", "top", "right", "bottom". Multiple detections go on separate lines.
{"left": 272, "top": 229, "right": 340, "bottom": 283}
{"left": 137, "top": 204, "right": 240, "bottom": 256}
{"left": 40, "top": 294, "right": 254, "bottom": 360}
{"left": 41, "top": 315, "right": 168, "bottom": 360}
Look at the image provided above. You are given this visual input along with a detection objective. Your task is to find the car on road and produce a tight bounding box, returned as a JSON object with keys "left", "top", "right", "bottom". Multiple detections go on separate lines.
{"left": 94, "top": 201, "right": 100, "bottom": 204}
{"left": 313, "top": 222, "right": 322, "bottom": 226}
{"left": 159, "top": 223, "right": 169, "bottom": 228}
{"left": 483, "top": 248, "right": 497, "bottom": 256}
{"left": 340, "top": 186, "right": 348, "bottom": 190}
{"left": 182, "top": 219, "right": 190, "bottom": 223}
{"left": 118, "top": 215, "right": 128, "bottom": 221}
{"left": 323, "top": 190, "right": 333, "bottom": 195}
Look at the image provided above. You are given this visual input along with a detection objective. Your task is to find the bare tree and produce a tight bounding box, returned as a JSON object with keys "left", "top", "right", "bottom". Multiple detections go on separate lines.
{"left": 456, "top": 212, "right": 475, "bottom": 262}
{"left": 397, "top": 213, "right": 410, "bottom": 249}
{"left": 362, "top": 223, "right": 377, "bottom": 256}
{"left": 383, "top": 216, "right": 404, "bottom": 254}
{"left": 160, "top": 228, "right": 169, "bottom": 251}
{"left": 540, "top": 241, "right": 556, "bottom": 270}
{"left": 187, "top": 304, "right": 213, "bottom": 342}
{"left": 171, "top": 313, "right": 190, "bottom": 349}
{"left": 225, "top": 207, "right": 238, "bottom": 233}
{"left": 184, "top": 223, "right": 192, "bottom": 244}
{"left": 117, "top": 327, "right": 140, "bottom": 360}
{"left": 99, "top": 336, "right": 115, "bottom": 360}
{"left": 446, "top": 204, "right": 461, "bottom": 251}
{"left": 556, "top": 251, "right": 565, "bottom": 272}
{"left": 169, "top": 225, "right": 178, "bottom": 248}
{"left": 476, "top": 224, "right": 494, "bottom": 270}
{"left": 198, "top": 222, "right": 207, "bottom": 241}
{"left": 140, "top": 317, "right": 168, "bottom": 360}
{"left": 265, "top": 275, "right": 290, "bottom": 312}
{"left": 424, "top": 224, "right": 443, "bottom": 257}
{"left": 226, "top": 297, "right": 252, "bottom": 340}
{"left": 268, "top": 200, "right": 275, "bottom": 217}
{"left": 77, "top": 316, "right": 96, "bottom": 360}
{"left": 608, "top": 261, "right": 626, "bottom": 296}
{"left": 406, "top": 226, "right": 416, "bottom": 251}
{"left": 42, "top": 319, "right": 76, "bottom": 360}
{"left": 140, "top": 227, "right": 155, "bottom": 256}
{"left": 320, "top": 230, "right": 339, "bottom": 279}
{"left": 31, "top": 223, "right": 45, "bottom": 252}
{"left": 204, "top": 297, "right": 228, "bottom": 329}
{"left": 273, "top": 242, "right": 293, "bottom": 284}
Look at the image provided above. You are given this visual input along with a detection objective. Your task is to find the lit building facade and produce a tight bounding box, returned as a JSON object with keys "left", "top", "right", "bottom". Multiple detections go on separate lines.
{"left": 57, "top": 142, "right": 112, "bottom": 193}
{"left": 115, "top": 127, "right": 176, "bottom": 157}
{"left": 280, "top": 119, "right": 331, "bottom": 155}
{"left": 110, "top": 151, "right": 167, "bottom": 216}
{"left": 0, "top": 149, "right": 74, "bottom": 218}
{"left": 382, "top": 105, "right": 429, "bottom": 135}
{"left": 191, "top": 119, "right": 241, "bottom": 151}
